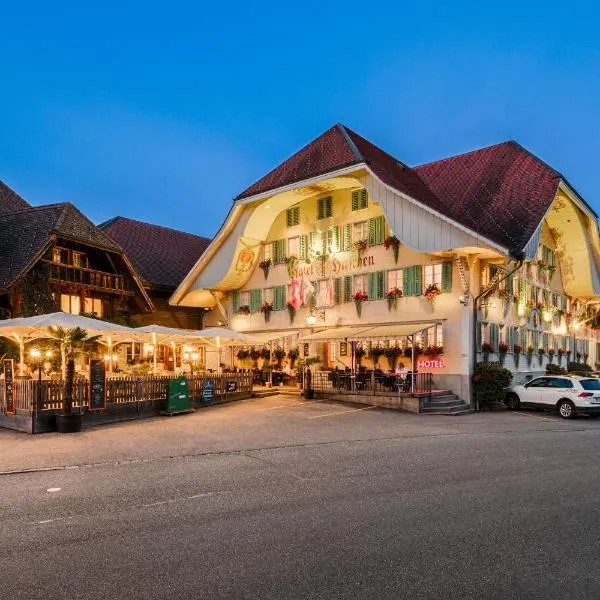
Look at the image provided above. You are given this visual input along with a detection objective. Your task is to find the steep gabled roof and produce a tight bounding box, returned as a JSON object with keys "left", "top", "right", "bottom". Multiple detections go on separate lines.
{"left": 0, "top": 180, "right": 31, "bottom": 214}
{"left": 0, "top": 203, "right": 123, "bottom": 291}
{"left": 414, "top": 141, "right": 564, "bottom": 254}
{"left": 99, "top": 216, "right": 211, "bottom": 290}
{"left": 235, "top": 123, "right": 437, "bottom": 210}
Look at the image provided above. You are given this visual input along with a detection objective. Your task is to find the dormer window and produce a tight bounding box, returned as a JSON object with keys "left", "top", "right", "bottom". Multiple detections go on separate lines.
{"left": 52, "top": 247, "right": 69, "bottom": 265}
{"left": 72, "top": 252, "right": 88, "bottom": 269}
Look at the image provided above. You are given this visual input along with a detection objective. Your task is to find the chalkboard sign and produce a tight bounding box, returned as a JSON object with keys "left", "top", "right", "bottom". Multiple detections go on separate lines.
{"left": 226, "top": 380, "right": 237, "bottom": 393}
{"left": 340, "top": 342, "right": 348, "bottom": 357}
{"left": 3, "top": 359, "right": 15, "bottom": 415}
{"left": 89, "top": 359, "right": 106, "bottom": 411}
{"left": 303, "top": 343, "right": 309, "bottom": 357}
{"left": 202, "top": 379, "right": 215, "bottom": 402}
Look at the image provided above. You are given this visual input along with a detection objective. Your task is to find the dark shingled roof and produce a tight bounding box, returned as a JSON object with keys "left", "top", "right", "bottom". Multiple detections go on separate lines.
{"left": 0, "top": 202, "right": 121, "bottom": 290}
{"left": 414, "top": 141, "right": 563, "bottom": 254}
{"left": 99, "top": 217, "right": 211, "bottom": 290}
{"left": 0, "top": 180, "right": 31, "bottom": 214}
{"left": 236, "top": 124, "right": 438, "bottom": 211}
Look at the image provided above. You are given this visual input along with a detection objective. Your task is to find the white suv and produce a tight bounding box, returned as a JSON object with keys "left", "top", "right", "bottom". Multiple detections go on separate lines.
{"left": 506, "top": 375, "right": 600, "bottom": 419}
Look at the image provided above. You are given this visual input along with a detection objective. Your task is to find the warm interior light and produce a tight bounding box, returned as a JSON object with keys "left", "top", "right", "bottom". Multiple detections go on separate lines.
{"left": 191, "top": 352, "right": 199, "bottom": 361}
{"left": 29, "top": 348, "right": 41, "bottom": 359}
{"left": 517, "top": 303, "right": 525, "bottom": 316}
{"left": 183, "top": 352, "right": 190, "bottom": 361}
{"left": 45, "top": 350, "right": 53, "bottom": 359}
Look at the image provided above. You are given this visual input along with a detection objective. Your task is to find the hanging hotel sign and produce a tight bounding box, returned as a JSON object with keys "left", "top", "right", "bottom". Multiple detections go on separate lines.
{"left": 291, "top": 253, "right": 375, "bottom": 279}
{"left": 417, "top": 358, "right": 446, "bottom": 369}
{"left": 3, "top": 359, "right": 15, "bottom": 415}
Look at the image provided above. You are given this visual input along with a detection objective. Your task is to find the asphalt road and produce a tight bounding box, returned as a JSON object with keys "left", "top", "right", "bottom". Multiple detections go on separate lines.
{"left": 3, "top": 396, "right": 600, "bottom": 599}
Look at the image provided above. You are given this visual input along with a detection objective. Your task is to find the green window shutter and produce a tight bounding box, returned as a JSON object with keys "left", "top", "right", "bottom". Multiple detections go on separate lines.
{"left": 274, "top": 285, "right": 286, "bottom": 310}
{"left": 377, "top": 271, "right": 385, "bottom": 299}
{"left": 403, "top": 267, "right": 412, "bottom": 296}
{"left": 441, "top": 261, "right": 452, "bottom": 293}
{"left": 308, "top": 232, "right": 317, "bottom": 255}
{"left": 342, "top": 224, "right": 352, "bottom": 251}
{"left": 334, "top": 278, "right": 341, "bottom": 304}
{"left": 351, "top": 190, "right": 359, "bottom": 211}
{"left": 299, "top": 234, "right": 307, "bottom": 259}
{"left": 490, "top": 324, "right": 498, "bottom": 349}
{"left": 368, "top": 272, "right": 377, "bottom": 300}
{"left": 332, "top": 226, "right": 340, "bottom": 253}
{"left": 360, "top": 189, "right": 368, "bottom": 209}
{"left": 318, "top": 196, "right": 332, "bottom": 219}
{"left": 368, "top": 218, "right": 376, "bottom": 245}
{"left": 413, "top": 265, "right": 423, "bottom": 295}
{"left": 317, "top": 198, "right": 324, "bottom": 220}
{"left": 273, "top": 239, "right": 286, "bottom": 264}
{"left": 232, "top": 291, "right": 240, "bottom": 314}
{"left": 507, "top": 326, "right": 514, "bottom": 347}
{"left": 249, "top": 289, "right": 262, "bottom": 312}
{"left": 506, "top": 274, "right": 513, "bottom": 294}
{"left": 285, "top": 206, "right": 299, "bottom": 227}
{"left": 376, "top": 216, "right": 385, "bottom": 244}
{"left": 343, "top": 276, "right": 352, "bottom": 302}
{"left": 286, "top": 208, "right": 292, "bottom": 228}
{"left": 326, "top": 196, "right": 332, "bottom": 218}
{"left": 293, "top": 205, "right": 299, "bottom": 225}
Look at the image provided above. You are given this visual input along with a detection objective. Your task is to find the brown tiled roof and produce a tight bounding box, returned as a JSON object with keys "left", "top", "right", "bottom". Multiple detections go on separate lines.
{"left": 236, "top": 123, "right": 440, "bottom": 215}
{"left": 99, "top": 217, "right": 211, "bottom": 290}
{"left": 0, "top": 203, "right": 122, "bottom": 290}
{"left": 0, "top": 180, "right": 31, "bottom": 214}
{"left": 414, "top": 141, "right": 563, "bottom": 254}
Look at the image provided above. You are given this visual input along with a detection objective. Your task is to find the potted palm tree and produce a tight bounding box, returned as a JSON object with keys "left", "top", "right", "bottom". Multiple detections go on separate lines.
{"left": 53, "top": 326, "right": 100, "bottom": 433}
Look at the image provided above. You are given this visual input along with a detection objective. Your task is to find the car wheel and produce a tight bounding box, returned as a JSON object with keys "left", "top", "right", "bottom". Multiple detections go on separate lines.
{"left": 506, "top": 393, "right": 520, "bottom": 410}
{"left": 557, "top": 399, "right": 576, "bottom": 419}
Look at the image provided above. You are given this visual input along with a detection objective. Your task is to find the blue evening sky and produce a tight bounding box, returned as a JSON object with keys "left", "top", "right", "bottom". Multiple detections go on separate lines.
{"left": 1, "top": 1, "right": 599, "bottom": 237}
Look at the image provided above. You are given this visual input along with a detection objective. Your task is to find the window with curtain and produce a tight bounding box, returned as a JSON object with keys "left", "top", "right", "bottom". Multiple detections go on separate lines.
{"left": 353, "top": 274, "right": 368, "bottom": 294}
{"left": 387, "top": 269, "right": 403, "bottom": 291}
{"left": 353, "top": 221, "right": 368, "bottom": 242}
{"left": 424, "top": 264, "right": 443, "bottom": 287}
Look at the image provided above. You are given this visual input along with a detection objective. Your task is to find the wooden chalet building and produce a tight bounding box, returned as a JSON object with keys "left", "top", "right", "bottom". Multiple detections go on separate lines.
{"left": 0, "top": 181, "right": 153, "bottom": 320}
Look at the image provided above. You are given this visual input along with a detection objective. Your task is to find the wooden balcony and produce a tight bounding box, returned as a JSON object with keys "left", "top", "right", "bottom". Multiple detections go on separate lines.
{"left": 43, "top": 260, "right": 136, "bottom": 295}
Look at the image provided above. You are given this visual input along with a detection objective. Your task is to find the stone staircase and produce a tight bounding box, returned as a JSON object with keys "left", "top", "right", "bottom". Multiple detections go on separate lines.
{"left": 419, "top": 390, "right": 474, "bottom": 416}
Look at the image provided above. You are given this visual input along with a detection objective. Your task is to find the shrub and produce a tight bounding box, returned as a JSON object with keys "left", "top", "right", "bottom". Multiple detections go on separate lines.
{"left": 567, "top": 361, "right": 592, "bottom": 373}
{"left": 472, "top": 362, "right": 513, "bottom": 408}
{"left": 546, "top": 364, "right": 566, "bottom": 375}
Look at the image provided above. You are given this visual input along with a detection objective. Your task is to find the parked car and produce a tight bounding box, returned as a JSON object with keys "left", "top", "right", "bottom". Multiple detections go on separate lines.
{"left": 505, "top": 375, "right": 600, "bottom": 419}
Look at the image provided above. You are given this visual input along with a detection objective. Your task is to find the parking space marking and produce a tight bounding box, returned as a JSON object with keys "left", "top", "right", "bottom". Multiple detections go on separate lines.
{"left": 257, "top": 401, "right": 320, "bottom": 411}
{"left": 512, "top": 411, "right": 558, "bottom": 422}
{"left": 307, "top": 405, "right": 378, "bottom": 419}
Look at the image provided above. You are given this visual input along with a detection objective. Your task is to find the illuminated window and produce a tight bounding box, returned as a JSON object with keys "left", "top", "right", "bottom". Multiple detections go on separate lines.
{"left": 263, "top": 288, "right": 274, "bottom": 305}
{"left": 424, "top": 264, "right": 443, "bottom": 287}
{"left": 263, "top": 244, "right": 272, "bottom": 262}
{"left": 61, "top": 294, "right": 81, "bottom": 315}
{"left": 316, "top": 280, "right": 333, "bottom": 307}
{"left": 84, "top": 298, "right": 103, "bottom": 317}
{"left": 353, "top": 221, "right": 368, "bottom": 242}
{"left": 72, "top": 252, "right": 87, "bottom": 269}
{"left": 387, "top": 269, "right": 403, "bottom": 291}
{"left": 53, "top": 248, "right": 69, "bottom": 265}
{"left": 288, "top": 236, "right": 299, "bottom": 257}
{"left": 240, "top": 291, "right": 249, "bottom": 306}
{"left": 427, "top": 324, "right": 443, "bottom": 347}
{"left": 353, "top": 274, "right": 368, "bottom": 294}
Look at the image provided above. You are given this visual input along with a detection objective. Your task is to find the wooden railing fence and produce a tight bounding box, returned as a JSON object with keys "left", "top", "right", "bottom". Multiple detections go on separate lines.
{"left": 0, "top": 373, "right": 253, "bottom": 414}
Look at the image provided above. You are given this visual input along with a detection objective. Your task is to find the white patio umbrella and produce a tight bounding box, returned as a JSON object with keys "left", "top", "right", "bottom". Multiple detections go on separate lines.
{"left": 134, "top": 324, "right": 204, "bottom": 374}
{"left": 193, "top": 327, "right": 262, "bottom": 373}
{"left": 0, "top": 312, "right": 137, "bottom": 376}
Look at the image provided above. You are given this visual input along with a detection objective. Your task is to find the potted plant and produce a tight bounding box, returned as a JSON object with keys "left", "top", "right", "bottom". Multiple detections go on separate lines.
{"left": 369, "top": 345, "right": 385, "bottom": 367}
{"left": 260, "top": 301, "right": 273, "bottom": 323}
{"left": 238, "top": 305, "right": 250, "bottom": 315}
{"left": 284, "top": 255, "right": 298, "bottom": 278}
{"left": 352, "top": 290, "right": 368, "bottom": 317}
{"left": 425, "top": 345, "right": 444, "bottom": 356}
{"left": 354, "top": 346, "right": 366, "bottom": 367}
{"left": 302, "top": 356, "right": 321, "bottom": 399}
{"left": 537, "top": 347, "right": 545, "bottom": 366}
{"left": 424, "top": 283, "right": 441, "bottom": 303}
{"left": 258, "top": 258, "right": 272, "bottom": 280}
{"left": 53, "top": 326, "right": 101, "bottom": 433}
{"left": 383, "top": 235, "right": 401, "bottom": 263}
{"left": 352, "top": 239, "right": 368, "bottom": 259}
{"left": 513, "top": 344, "right": 522, "bottom": 368}
{"left": 260, "top": 347, "right": 271, "bottom": 362}
{"left": 286, "top": 301, "right": 296, "bottom": 324}
{"left": 498, "top": 342, "right": 509, "bottom": 365}
{"left": 548, "top": 348, "right": 555, "bottom": 363}
{"left": 236, "top": 349, "right": 250, "bottom": 365}
{"left": 386, "top": 287, "right": 402, "bottom": 311}
{"left": 384, "top": 346, "right": 401, "bottom": 371}
{"left": 250, "top": 348, "right": 261, "bottom": 368}
{"left": 481, "top": 341, "right": 493, "bottom": 363}
{"left": 273, "top": 347, "right": 286, "bottom": 369}
{"left": 557, "top": 347, "right": 565, "bottom": 364}
{"left": 287, "top": 348, "right": 299, "bottom": 369}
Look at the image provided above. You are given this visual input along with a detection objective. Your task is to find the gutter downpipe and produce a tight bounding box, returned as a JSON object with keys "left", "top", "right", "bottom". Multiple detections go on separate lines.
{"left": 471, "top": 255, "right": 524, "bottom": 411}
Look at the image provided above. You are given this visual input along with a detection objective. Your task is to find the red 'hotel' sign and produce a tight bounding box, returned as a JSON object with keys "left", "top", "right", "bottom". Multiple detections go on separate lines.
{"left": 417, "top": 359, "right": 445, "bottom": 369}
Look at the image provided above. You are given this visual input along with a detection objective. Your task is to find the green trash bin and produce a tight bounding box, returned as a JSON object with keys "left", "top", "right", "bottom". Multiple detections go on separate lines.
{"left": 162, "top": 375, "right": 191, "bottom": 415}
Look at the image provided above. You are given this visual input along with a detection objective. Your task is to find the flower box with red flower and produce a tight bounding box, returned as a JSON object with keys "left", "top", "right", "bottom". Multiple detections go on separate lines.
{"left": 481, "top": 342, "right": 494, "bottom": 353}
{"left": 424, "top": 283, "right": 441, "bottom": 301}
{"left": 513, "top": 344, "right": 522, "bottom": 354}
{"left": 548, "top": 348, "right": 555, "bottom": 356}
{"left": 498, "top": 342, "right": 510, "bottom": 353}
{"left": 557, "top": 348, "right": 565, "bottom": 356}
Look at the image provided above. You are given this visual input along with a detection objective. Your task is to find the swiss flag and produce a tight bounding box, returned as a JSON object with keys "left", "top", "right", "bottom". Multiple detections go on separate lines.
{"left": 290, "top": 278, "right": 302, "bottom": 309}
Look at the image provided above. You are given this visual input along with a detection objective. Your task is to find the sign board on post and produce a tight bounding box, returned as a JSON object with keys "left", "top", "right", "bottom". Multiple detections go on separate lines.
{"left": 89, "top": 359, "right": 106, "bottom": 411}
{"left": 3, "top": 359, "right": 15, "bottom": 415}
{"left": 202, "top": 379, "right": 215, "bottom": 403}
{"left": 226, "top": 380, "right": 237, "bottom": 393}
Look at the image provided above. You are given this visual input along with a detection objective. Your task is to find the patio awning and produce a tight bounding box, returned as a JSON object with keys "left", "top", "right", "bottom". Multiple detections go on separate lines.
{"left": 300, "top": 322, "right": 441, "bottom": 343}
{"left": 245, "top": 330, "right": 302, "bottom": 345}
